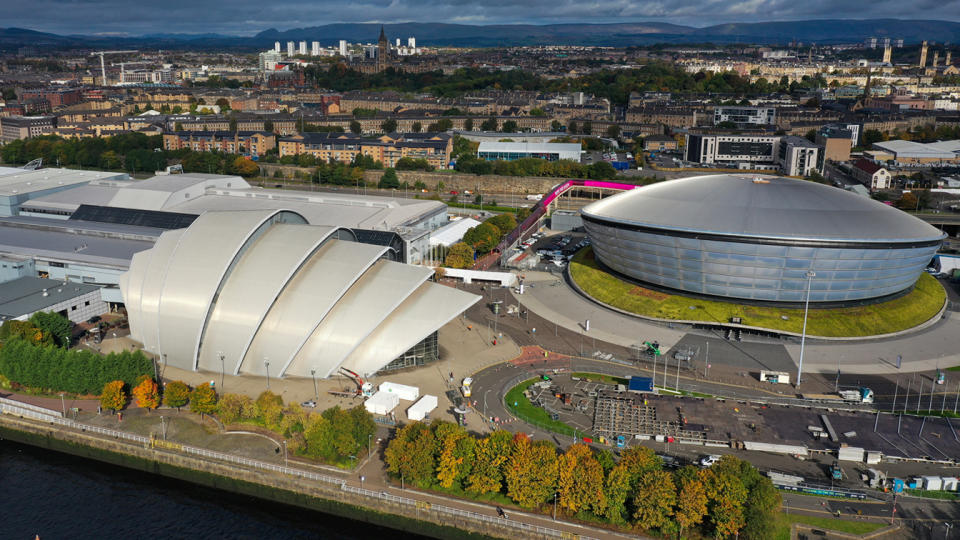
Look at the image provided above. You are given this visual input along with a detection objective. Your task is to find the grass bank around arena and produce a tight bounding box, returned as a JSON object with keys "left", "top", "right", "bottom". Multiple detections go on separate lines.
{"left": 569, "top": 247, "right": 946, "bottom": 338}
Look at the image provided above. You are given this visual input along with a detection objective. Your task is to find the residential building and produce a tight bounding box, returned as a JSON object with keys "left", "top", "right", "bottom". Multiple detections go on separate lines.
{"left": 279, "top": 132, "right": 453, "bottom": 169}
{"left": 778, "top": 136, "right": 821, "bottom": 176}
{"left": 162, "top": 131, "right": 276, "bottom": 156}
{"left": 0, "top": 115, "right": 56, "bottom": 142}
{"left": 714, "top": 106, "right": 776, "bottom": 126}
{"left": 851, "top": 159, "right": 892, "bottom": 190}
{"left": 816, "top": 125, "right": 854, "bottom": 163}
{"left": 685, "top": 133, "right": 779, "bottom": 168}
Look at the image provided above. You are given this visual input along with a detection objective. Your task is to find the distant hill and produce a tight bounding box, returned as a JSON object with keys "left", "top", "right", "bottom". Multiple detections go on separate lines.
{"left": 1, "top": 19, "right": 959, "bottom": 51}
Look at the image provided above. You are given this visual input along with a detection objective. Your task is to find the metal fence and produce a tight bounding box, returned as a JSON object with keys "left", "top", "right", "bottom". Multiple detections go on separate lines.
{"left": 1, "top": 401, "right": 593, "bottom": 540}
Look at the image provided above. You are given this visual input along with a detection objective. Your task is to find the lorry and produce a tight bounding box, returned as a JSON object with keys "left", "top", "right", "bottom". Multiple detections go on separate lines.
{"left": 802, "top": 387, "right": 874, "bottom": 404}
{"left": 839, "top": 387, "right": 874, "bottom": 404}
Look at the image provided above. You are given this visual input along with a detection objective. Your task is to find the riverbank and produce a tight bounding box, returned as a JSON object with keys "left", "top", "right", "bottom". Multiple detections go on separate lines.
{"left": 0, "top": 412, "right": 553, "bottom": 540}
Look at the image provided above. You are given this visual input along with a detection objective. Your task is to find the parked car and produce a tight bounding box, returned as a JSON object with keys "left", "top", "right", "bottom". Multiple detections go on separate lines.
{"left": 300, "top": 400, "right": 317, "bottom": 408}
{"left": 699, "top": 455, "right": 722, "bottom": 467}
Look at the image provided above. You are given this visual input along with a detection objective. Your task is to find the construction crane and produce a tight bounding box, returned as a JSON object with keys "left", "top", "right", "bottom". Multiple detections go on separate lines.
{"left": 338, "top": 367, "right": 374, "bottom": 397}
{"left": 89, "top": 50, "right": 137, "bottom": 85}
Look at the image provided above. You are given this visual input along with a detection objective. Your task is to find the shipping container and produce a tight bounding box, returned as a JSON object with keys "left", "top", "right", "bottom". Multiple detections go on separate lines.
{"left": 364, "top": 391, "right": 400, "bottom": 416}
{"left": 379, "top": 381, "right": 420, "bottom": 401}
{"left": 407, "top": 394, "right": 438, "bottom": 421}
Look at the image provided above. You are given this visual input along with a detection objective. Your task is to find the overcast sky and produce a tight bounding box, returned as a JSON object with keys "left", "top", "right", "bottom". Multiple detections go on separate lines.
{"left": 9, "top": 0, "right": 960, "bottom": 36}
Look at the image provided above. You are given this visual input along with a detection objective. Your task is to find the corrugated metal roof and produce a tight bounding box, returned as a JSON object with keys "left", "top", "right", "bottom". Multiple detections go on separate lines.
{"left": 477, "top": 141, "right": 582, "bottom": 154}
{"left": 582, "top": 174, "right": 945, "bottom": 243}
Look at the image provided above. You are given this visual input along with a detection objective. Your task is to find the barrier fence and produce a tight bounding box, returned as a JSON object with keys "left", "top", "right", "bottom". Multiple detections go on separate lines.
{"left": 1, "top": 401, "right": 592, "bottom": 540}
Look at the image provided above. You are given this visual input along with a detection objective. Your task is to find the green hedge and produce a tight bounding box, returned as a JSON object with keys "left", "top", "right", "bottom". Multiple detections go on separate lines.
{"left": 0, "top": 338, "right": 153, "bottom": 395}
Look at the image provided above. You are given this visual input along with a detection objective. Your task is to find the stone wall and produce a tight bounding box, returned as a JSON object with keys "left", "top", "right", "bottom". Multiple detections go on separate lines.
{"left": 363, "top": 170, "right": 564, "bottom": 195}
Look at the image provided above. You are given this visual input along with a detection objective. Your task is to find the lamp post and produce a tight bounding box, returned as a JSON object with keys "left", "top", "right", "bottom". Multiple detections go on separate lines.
{"left": 311, "top": 369, "right": 319, "bottom": 401}
{"left": 218, "top": 351, "right": 225, "bottom": 392}
{"left": 282, "top": 439, "right": 288, "bottom": 468}
{"left": 264, "top": 358, "right": 271, "bottom": 390}
{"left": 59, "top": 392, "right": 66, "bottom": 417}
{"left": 796, "top": 270, "right": 815, "bottom": 390}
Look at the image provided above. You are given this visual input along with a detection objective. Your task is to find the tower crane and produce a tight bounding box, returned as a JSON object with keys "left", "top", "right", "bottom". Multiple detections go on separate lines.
{"left": 88, "top": 50, "right": 137, "bottom": 85}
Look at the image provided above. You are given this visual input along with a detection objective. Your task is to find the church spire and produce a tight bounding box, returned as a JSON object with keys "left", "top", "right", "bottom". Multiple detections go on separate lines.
{"left": 379, "top": 25, "right": 387, "bottom": 43}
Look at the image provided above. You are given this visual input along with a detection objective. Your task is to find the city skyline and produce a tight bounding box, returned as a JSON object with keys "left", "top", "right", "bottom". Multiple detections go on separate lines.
{"left": 4, "top": 0, "right": 960, "bottom": 36}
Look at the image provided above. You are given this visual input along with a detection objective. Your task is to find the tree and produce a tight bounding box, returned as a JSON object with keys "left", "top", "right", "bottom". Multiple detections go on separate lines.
{"left": 349, "top": 120, "right": 362, "bottom": 134}
{"left": 896, "top": 192, "right": 918, "bottom": 210}
{"left": 485, "top": 213, "right": 516, "bottom": 237}
{"left": 502, "top": 120, "right": 518, "bottom": 133}
{"left": 444, "top": 242, "right": 474, "bottom": 269}
{"left": 602, "top": 463, "right": 633, "bottom": 523}
{"left": 701, "top": 462, "right": 748, "bottom": 539}
{"left": 464, "top": 118, "right": 474, "bottom": 131}
{"left": 568, "top": 121, "right": 578, "bottom": 134}
{"left": 189, "top": 382, "right": 218, "bottom": 418}
{"left": 132, "top": 377, "right": 160, "bottom": 410}
{"left": 587, "top": 161, "right": 618, "bottom": 180}
{"left": 606, "top": 124, "right": 621, "bottom": 139}
{"left": 232, "top": 157, "right": 259, "bottom": 177}
{"left": 675, "top": 475, "right": 709, "bottom": 539}
{"left": 215, "top": 98, "right": 231, "bottom": 111}
{"left": 217, "top": 392, "right": 255, "bottom": 424}
{"left": 100, "top": 380, "right": 126, "bottom": 413}
{"left": 551, "top": 120, "right": 562, "bottom": 132}
{"left": 264, "top": 119, "right": 275, "bottom": 133}
{"left": 861, "top": 129, "right": 884, "bottom": 146}
{"left": 411, "top": 121, "right": 422, "bottom": 133}
{"left": 28, "top": 311, "right": 70, "bottom": 347}
{"left": 434, "top": 422, "right": 475, "bottom": 488}
{"left": 381, "top": 118, "right": 398, "bottom": 133}
{"left": 174, "top": 122, "right": 184, "bottom": 132}
{"left": 505, "top": 435, "right": 558, "bottom": 508}
{"left": 632, "top": 470, "right": 676, "bottom": 531}
{"left": 466, "top": 430, "right": 512, "bottom": 495}
{"left": 378, "top": 168, "right": 400, "bottom": 189}
{"left": 428, "top": 118, "right": 453, "bottom": 132}
{"left": 581, "top": 121, "right": 593, "bottom": 135}
{"left": 557, "top": 443, "right": 605, "bottom": 515}
{"left": 163, "top": 380, "right": 190, "bottom": 410}
{"left": 384, "top": 421, "right": 437, "bottom": 487}
{"left": 462, "top": 222, "right": 500, "bottom": 254}
{"left": 481, "top": 117, "right": 498, "bottom": 131}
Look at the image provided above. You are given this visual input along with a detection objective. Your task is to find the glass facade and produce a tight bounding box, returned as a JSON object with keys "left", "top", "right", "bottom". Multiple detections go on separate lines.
{"left": 584, "top": 218, "right": 940, "bottom": 303}
{"left": 378, "top": 331, "right": 439, "bottom": 372}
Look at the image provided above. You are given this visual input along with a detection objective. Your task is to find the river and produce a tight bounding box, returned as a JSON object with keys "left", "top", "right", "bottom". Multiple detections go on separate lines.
{"left": 0, "top": 439, "right": 426, "bottom": 539}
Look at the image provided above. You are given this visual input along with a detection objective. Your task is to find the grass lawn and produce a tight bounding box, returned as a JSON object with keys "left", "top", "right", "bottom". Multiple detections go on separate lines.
{"left": 947, "top": 365, "right": 960, "bottom": 372}
{"left": 569, "top": 248, "right": 946, "bottom": 338}
{"left": 571, "top": 372, "right": 628, "bottom": 386}
{"left": 504, "top": 378, "right": 577, "bottom": 436}
{"left": 905, "top": 488, "right": 959, "bottom": 500}
{"left": 772, "top": 513, "right": 886, "bottom": 540}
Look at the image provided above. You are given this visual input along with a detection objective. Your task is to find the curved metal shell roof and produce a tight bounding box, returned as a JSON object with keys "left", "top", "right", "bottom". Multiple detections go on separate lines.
{"left": 120, "top": 211, "right": 479, "bottom": 379}
{"left": 581, "top": 174, "right": 945, "bottom": 244}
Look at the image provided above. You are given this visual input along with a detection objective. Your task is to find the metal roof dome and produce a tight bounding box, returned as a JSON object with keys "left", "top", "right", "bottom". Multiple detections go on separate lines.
{"left": 582, "top": 174, "right": 945, "bottom": 244}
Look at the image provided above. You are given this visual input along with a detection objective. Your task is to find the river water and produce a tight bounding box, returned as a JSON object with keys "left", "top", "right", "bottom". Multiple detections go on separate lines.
{"left": 0, "top": 439, "right": 426, "bottom": 539}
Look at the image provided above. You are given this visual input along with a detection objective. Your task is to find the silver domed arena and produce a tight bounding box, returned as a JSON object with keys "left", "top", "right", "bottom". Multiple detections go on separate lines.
{"left": 580, "top": 174, "right": 945, "bottom": 305}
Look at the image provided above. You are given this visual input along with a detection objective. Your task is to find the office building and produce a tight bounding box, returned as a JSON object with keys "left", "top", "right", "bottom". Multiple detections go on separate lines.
{"left": 0, "top": 277, "right": 109, "bottom": 324}
{"left": 258, "top": 50, "right": 283, "bottom": 72}
{"left": 817, "top": 126, "right": 854, "bottom": 163}
{"left": 476, "top": 141, "right": 582, "bottom": 162}
{"left": 686, "top": 134, "right": 778, "bottom": 167}
{"left": 582, "top": 174, "right": 944, "bottom": 305}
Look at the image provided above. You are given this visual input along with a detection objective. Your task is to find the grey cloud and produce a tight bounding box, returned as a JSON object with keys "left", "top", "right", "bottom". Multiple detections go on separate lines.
{"left": 7, "top": 0, "right": 960, "bottom": 35}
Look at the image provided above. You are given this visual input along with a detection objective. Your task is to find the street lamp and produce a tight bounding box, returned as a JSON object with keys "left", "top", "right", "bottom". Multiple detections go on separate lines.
{"left": 282, "top": 440, "right": 288, "bottom": 468}
{"left": 264, "top": 358, "right": 271, "bottom": 390}
{"left": 311, "top": 369, "right": 318, "bottom": 401}
{"left": 368, "top": 433, "right": 373, "bottom": 458}
{"left": 59, "top": 392, "right": 66, "bottom": 417}
{"left": 218, "top": 351, "right": 225, "bottom": 392}
{"left": 796, "top": 270, "right": 816, "bottom": 390}
{"left": 553, "top": 491, "right": 558, "bottom": 521}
